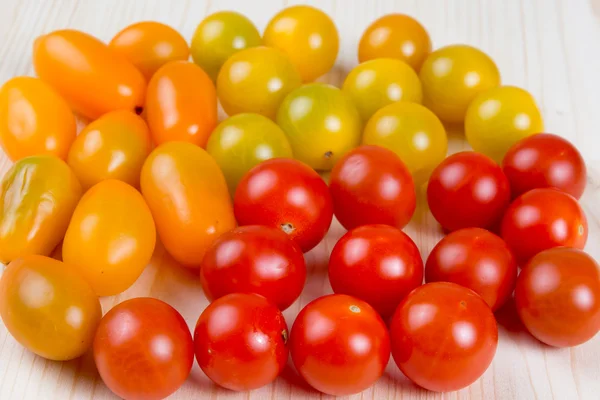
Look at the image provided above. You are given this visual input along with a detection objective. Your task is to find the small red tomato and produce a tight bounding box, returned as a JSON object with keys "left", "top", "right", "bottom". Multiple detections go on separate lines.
{"left": 502, "top": 133, "right": 587, "bottom": 199}
{"left": 329, "top": 145, "right": 416, "bottom": 230}
{"left": 390, "top": 282, "right": 498, "bottom": 392}
{"left": 93, "top": 298, "right": 194, "bottom": 400}
{"left": 425, "top": 228, "right": 517, "bottom": 311}
{"left": 234, "top": 158, "right": 333, "bottom": 252}
{"left": 500, "top": 188, "right": 587, "bottom": 263}
{"left": 427, "top": 151, "right": 511, "bottom": 232}
{"left": 194, "top": 293, "right": 288, "bottom": 391}
{"left": 328, "top": 225, "right": 423, "bottom": 317}
{"left": 290, "top": 294, "right": 390, "bottom": 396}
{"left": 515, "top": 248, "right": 600, "bottom": 347}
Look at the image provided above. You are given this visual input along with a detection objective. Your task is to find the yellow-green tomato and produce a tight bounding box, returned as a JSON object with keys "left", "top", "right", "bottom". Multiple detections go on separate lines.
{"left": 277, "top": 83, "right": 362, "bottom": 171}
{"left": 342, "top": 58, "right": 422, "bottom": 122}
{"left": 465, "top": 86, "right": 544, "bottom": 162}
{"left": 206, "top": 113, "right": 293, "bottom": 194}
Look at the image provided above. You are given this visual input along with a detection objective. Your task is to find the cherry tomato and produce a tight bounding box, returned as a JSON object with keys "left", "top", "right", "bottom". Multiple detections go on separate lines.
{"left": 94, "top": 298, "right": 194, "bottom": 400}
{"left": 146, "top": 61, "right": 217, "bottom": 147}
{"left": 419, "top": 45, "right": 500, "bottom": 123}
{"left": 234, "top": 158, "right": 333, "bottom": 252}
{"left": 67, "top": 110, "right": 151, "bottom": 190}
{"left": 263, "top": 5, "right": 339, "bottom": 82}
{"left": 515, "top": 248, "right": 600, "bottom": 347}
{"left": 290, "top": 294, "right": 390, "bottom": 396}
{"left": 277, "top": 83, "right": 362, "bottom": 170}
{"left": 362, "top": 102, "right": 447, "bottom": 184}
{"left": 62, "top": 180, "right": 156, "bottom": 296}
{"left": 0, "top": 156, "right": 81, "bottom": 263}
{"left": 194, "top": 293, "right": 288, "bottom": 391}
{"left": 0, "top": 255, "right": 101, "bottom": 361}
{"left": 427, "top": 151, "right": 511, "bottom": 232}
{"left": 33, "top": 29, "right": 146, "bottom": 120}
{"left": 191, "top": 11, "right": 261, "bottom": 81}
{"left": 390, "top": 282, "right": 498, "bottom": 392}
{"left": 200, "top": 225, "right": 306, "bottom": 311}
{"left": 141, "top": 142, "right": 236, "bottom": 268}
{"left": 329, "top": 145, "right": 415, "bottom": 230}
{"left": 500, "top": 188, "right": 588, "bottom": 263}
{"left": 217, "top": 46, "right": 302, "bottom": 119}
{"left": 502, "top": 133, "right": 586, "bottom": 199}
{"left": 0, "top": 77, "right": 76, "bottom": 161}
{"left": 358, "top": 14, "right": 431, "bottom": 71}
{"left": 329, "top": 225, "right": 423, "bottom": 317}
{"left": 425, "top": 228, "right": 517, "bottom": 311}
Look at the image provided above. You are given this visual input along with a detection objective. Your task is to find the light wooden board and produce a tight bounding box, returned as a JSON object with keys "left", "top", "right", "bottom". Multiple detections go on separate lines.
{"left": 1, "top": 0, "right": 600, "bottom": 399}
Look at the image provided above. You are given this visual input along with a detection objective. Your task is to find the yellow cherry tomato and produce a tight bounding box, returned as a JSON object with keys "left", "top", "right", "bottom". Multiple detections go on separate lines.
{"left": 217, "top": 46, "right": 302, "bottom": 119}
{"left": 465, "top": 86, "right": 544, "bottom": 162}
{"left": 263, "top": 5, "right": 339, "bottom": 82}
{"left": 0, "top": 156, "right": 82, "bottom": 264}
{"left": 363, "top": 102, "right": 448, "bottom": 184}
{"left": 191, "top": 11, "right": 261, "bottom": 81}
{"left": 342, "top": 58, "right": 422, "bottom": 122}
{"left": 277, "top": 83, "right": 362, "bottom": 171}
{"left": 419, "top": 45, "right": 500, "bottom": 123}
{"left": 62, "top": 180, "right": 156, "bottom": 296}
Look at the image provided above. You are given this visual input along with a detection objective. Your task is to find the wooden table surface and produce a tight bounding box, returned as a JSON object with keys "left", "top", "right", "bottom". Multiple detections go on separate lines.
{"left": 1, "top": 0, "right": 600, "bottom": 399}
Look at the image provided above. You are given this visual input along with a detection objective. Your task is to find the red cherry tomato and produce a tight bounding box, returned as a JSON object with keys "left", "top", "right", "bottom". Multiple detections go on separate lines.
{"left": 425, "top": 228, "right": 517, "bottom": 311}
{"left": 500, "top": 188, "right": 588, "bottom": 263}
{"left": 93, "top": 298, "right": 194, "bottom": 400}
{"left": 427, "top": 151, "right": 511, "bottom": 232}
{"left": 502, "top": 133, "right": 587, "bottom": 199}
{"left": 390, "top": 282, "right": 498, "bottom": 392}
{"left": 515, "top": 247, "right": 600, "bottom": 347}
{"left": 290, "top": 294, "right": 390, "bottom": 396}
{"left": 234, "top": 158, "right": 333, "bottom": 252}
{"left": 194, "top": 293, "right": 288, "bottom": 391}
{"left": 328, "top": 225, "right": 423, "bottom": 317}
{"left": 329, "top": 145, "right": 416, "bottom": 230}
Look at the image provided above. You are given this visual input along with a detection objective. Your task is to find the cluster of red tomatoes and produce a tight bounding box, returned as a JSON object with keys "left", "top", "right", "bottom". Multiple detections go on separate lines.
{"left": 0, "top": 4, "right": 598, "bottom": 400}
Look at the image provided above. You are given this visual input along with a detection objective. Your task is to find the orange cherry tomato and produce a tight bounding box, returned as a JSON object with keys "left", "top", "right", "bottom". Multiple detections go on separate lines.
{"left": 33, "top": 29, "right": 146, "bottom": 120}
{"left": 146, "top": 61, "right": 217, "bottom": 147}
{"left": 67, "top": 110, "right": 151, "bottom": 190}
{"left": 0, "top": 77, "right": 76, "bottom": 161}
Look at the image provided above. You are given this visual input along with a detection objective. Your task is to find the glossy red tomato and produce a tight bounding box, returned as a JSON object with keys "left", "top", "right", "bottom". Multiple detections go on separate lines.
{"left": 234, "top": 158, "right": 333, "bottom": 252}
{"left": 390, "top": 282, "right": 498, "bottom": 392}
{"left": 194, "top": 293, "right": 288, "bottom": 391}
{"left": 93, "top": 298, "right": 194, "bottom": 400}
{"left": 290, "top": 294, "right": 390, "bottom": 396}
{"left": 329, "top": 145, "right": 416, "bottom": 230}
{"left": 500, "top": 188, "right": 588, "bottom": 263}
{"left": 425, "top": 228, "right": 517, "bottom": 311}
{"left": 502, "top": 133, "right": 587, "bottom": 199}
{"left": 427, "top": 151, "right": 511, "bottom": 232}
{"left": 329, "top": 225, "right": 423, "bottom": 317}
{"left": 515, "top": 248, "right": 600, "bottom": 347}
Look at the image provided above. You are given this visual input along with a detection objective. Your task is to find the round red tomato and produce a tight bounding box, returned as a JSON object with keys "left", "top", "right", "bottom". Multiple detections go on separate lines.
{"left": 93, "top": 298, "right": 194, "bottom": 400}
{"left": 390, "top": 282, "right": 498, "bottom": 392}
{"left": 234, "top": 158, "right": 333, "bottom": 252}
{"left": 502, "top": 133, "right": 587, "bottom": 199}
{"left": 500, "top": 188, "right": 587, "bottom": 263}
{"left": 425, "top": 228, "right": 517, "bottom": 311}
{"left": 290, "top": 294, "right": 390, "bottom": 396}
{"left": 194, "top": 293, "right": 288, "bottom": 391}
{"left": 328, "top": 225, "right": 423, "bottom": 317}
{"left": 515, "top": 247, "right": 600, "bottom": 347}
{"left": 427, "top": 151, "right": 511, "bottom": 232}
{"left": 329, "top": 145, "right": 416, "bottom": 230}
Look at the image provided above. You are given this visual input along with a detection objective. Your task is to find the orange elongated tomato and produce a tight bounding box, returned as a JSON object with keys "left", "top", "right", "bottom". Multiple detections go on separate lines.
{"left": 146, "top": 61, "right": 218, "bottom": 147}
{"left": 33, "top": 29, "right": 146, "bottom": 120}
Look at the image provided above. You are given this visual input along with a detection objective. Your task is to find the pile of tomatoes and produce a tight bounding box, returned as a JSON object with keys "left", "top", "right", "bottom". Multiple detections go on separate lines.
{"left": 0, "top": 5, "right": 598, "bottom": 399}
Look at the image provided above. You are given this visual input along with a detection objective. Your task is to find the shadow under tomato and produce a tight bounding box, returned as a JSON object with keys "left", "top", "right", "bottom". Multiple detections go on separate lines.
{"left": 278, "top": 362, "right": 321, "bottom": 396}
